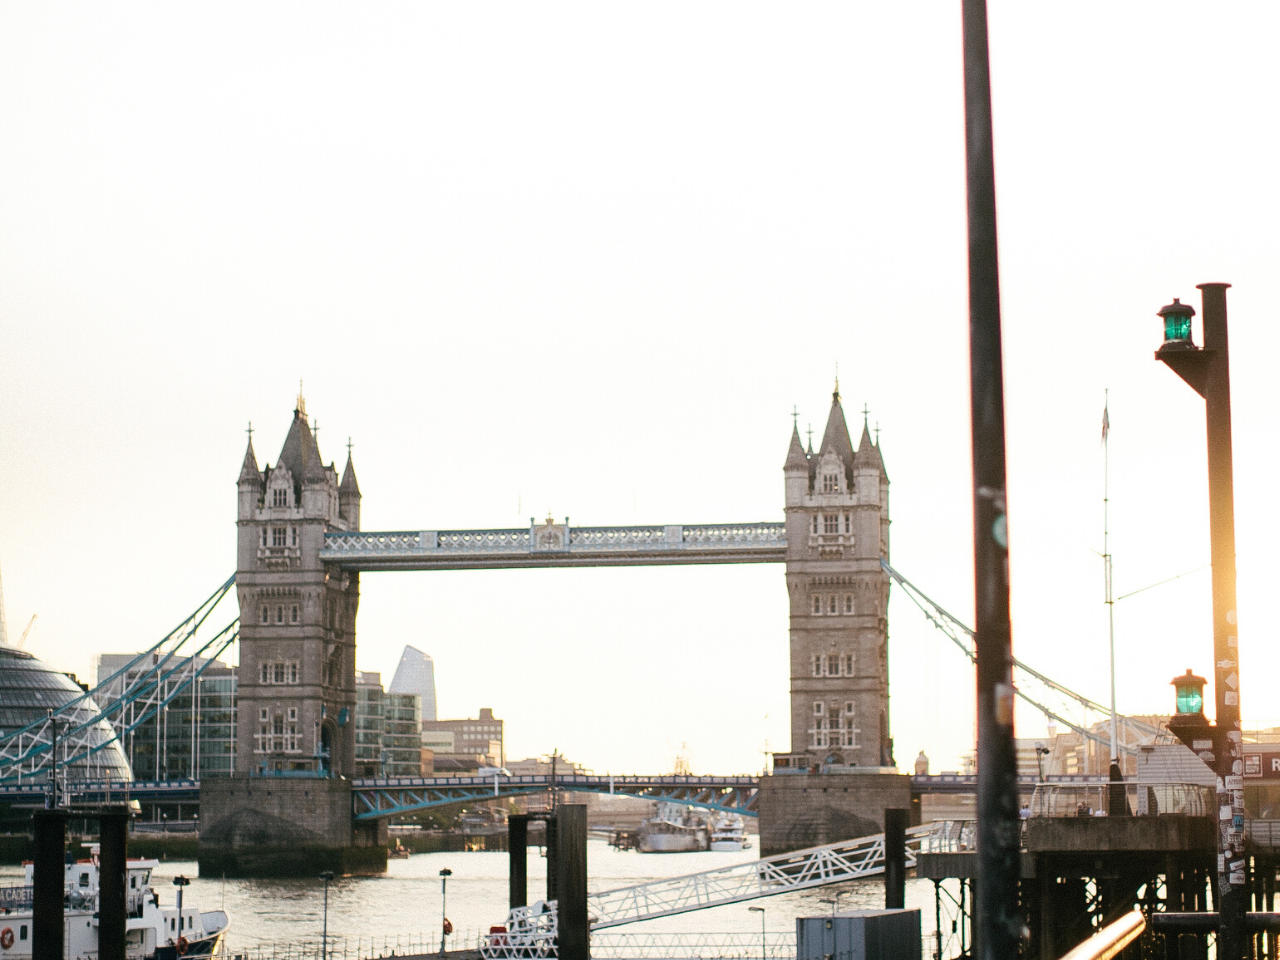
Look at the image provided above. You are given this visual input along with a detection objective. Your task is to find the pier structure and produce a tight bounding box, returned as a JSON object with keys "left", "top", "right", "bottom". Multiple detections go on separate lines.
{"left": 199, "top": 385, "right": 897, "bottom": 873}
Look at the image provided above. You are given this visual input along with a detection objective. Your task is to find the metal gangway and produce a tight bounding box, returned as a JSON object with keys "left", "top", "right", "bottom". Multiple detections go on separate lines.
{"left": 483, "top": 825, "right": 932, "bottom": 958}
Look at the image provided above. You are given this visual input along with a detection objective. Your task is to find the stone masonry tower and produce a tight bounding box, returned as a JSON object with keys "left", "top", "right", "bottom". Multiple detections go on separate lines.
{"left": 777, "top": 384, "right": 892, "bottom": 770}
{"left": 234, "top": 392, "right": 361, "bottom": 777}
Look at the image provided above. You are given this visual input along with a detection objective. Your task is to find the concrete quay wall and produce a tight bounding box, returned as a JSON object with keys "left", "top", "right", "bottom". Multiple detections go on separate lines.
{"left": 757, "top": 771, "right": 912, "bottom": 855}
{"left": 199, "top": 777, "right": 387, "bottom": 877}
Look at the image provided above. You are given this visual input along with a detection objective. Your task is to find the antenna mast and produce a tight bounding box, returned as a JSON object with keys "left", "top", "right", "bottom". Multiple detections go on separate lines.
{"left": 1104, "top": 390, "right": 1119, "bottom": 771}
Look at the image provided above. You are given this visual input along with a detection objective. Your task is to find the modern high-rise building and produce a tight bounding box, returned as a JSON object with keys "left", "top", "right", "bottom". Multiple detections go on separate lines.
{"left": 388, "top": 645, "right": 437, "bottom": 721}
{"left": 94, "top": 654, "right": 238, "bottom": 779}
{"left": 354, "top": 671, "right": 425, "bottom": 777}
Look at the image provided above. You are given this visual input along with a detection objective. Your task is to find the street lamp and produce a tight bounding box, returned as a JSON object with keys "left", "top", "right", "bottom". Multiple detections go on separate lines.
{"left": 1153, "top": 283, "right": 1246, "bottom": 960}
{"left": 319, "top": 870, "right": 334, "bottom": 960}
{"left": 172, "top": 876, "right": 190, "bottom": 945}
{"left": 748, "top": 906, "right": 766, "bottom": 960}
{"left": 1034, "top": 744, "right": 1051, "bottom": 782}
{"left": 439, "top": 867, "right": 453, "bottom": 956}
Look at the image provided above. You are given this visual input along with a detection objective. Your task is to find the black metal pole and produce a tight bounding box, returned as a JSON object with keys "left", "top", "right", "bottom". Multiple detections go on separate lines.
{"left": 555, "top": 805, "right": 589, "bottom": 960}
{"left": 1201, "top": 282, "right": 1247, "bottom": 960}
{"left": 32, "top": 810, "right": 65, "bottom": 960}
{"left": 961, "top": 2, "right": 1021, "bottom": 959}
{"left": 98, "top": 809, "right": 129, "bottom": 960}
{"left": 884, "top": 808, "right": 907, "bottom": 909}
{"left": 509, "top": 814, "right": 529, "bottom": 910}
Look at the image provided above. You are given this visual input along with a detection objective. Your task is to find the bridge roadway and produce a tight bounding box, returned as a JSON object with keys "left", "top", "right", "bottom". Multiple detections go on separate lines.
{"left": 318, "top": 523, "right": 788, "bottom": 570}
{"left": 13, "top": 773, "right": 1112, "bottom": 819}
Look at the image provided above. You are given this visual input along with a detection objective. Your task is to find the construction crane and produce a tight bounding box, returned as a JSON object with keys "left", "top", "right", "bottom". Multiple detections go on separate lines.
{"left": 17, "top": 615, "right": 35, "bottom": 648}
{"left": 881, "top": 558, "right": 1163, "bottom": 756}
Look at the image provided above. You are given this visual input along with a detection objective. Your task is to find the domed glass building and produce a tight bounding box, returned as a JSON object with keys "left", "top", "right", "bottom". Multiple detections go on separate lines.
{"left": 0, "top": 645, "right": 132, "bottom": 783}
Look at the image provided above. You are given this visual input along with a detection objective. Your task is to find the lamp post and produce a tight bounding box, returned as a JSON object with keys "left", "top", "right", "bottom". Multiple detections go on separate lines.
{"left": 318, "top": 870, "right": 334, "bottom": 960}
{"left": 439, "top": 867, "right": 453, "bottom": 956}
{"left": 1153, "top": 284, "right": 1246, "bottom": 960}
{"left": 748, "top": 906, "right": 766, "bottom": 960}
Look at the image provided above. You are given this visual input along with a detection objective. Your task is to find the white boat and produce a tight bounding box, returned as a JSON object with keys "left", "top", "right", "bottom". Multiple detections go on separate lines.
{"left": 708, "top": 813, "right": 750, "bottom": 851}
{"left": 0, "top": 848, "right": 229, "bottom": 959}
{"left": 638, "top": 802, "right": 708, "bottom": 853}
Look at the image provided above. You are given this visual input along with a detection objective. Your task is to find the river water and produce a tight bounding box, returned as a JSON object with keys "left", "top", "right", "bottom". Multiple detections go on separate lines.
{"left": 39, "top": 841, "right": 950, "bottom": 955}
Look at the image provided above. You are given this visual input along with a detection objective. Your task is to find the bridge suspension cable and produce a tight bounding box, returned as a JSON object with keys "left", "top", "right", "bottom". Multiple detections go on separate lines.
{"left": 0, "top": 575, "right": 239, "bottom": 785}
{"left": 881, "top": 559, "right": 1162, "bottom": 755}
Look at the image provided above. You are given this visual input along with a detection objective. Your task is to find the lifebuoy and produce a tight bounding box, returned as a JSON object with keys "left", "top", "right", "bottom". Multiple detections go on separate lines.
{"left": 442, "top": 918, "right": 453, "bottom": 936}
{"left": 176, "top": 936, "right": 189, "bottom": 955}
{"left": 0, "top": 928, "right": 13, "bottom": 949}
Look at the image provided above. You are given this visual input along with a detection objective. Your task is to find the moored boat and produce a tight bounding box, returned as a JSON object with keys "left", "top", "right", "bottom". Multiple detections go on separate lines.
{"left": 0, "top": 846, "right": 229, "bottom": 959}
{"left": 638, "top": 802, "right": 708, "bottom": 853}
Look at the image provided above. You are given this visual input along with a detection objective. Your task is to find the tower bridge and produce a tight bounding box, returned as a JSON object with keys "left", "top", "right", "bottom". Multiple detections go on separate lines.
{"left": 198, "top": 383, "right": 895, "bottom": 872}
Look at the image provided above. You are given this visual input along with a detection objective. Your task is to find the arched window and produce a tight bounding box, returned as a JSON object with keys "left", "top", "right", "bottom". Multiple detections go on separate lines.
{"left": 826, "top": 654, "right": 839, "bottom": 676}
{"left": 844, "top": 513, "right": 851, "bottom": 533}
{"left": 272, "top": 488, "right": 287, "bottom": 508}
{"left": 812, "top": 595, "right": 821, "bottom": 615}
{"left": 276, "top": 606, "right": 284, "bottom": 624}
{"left": 812, "top": 655, "right": 821, "bottom": 677}
{"left": 823, "top": 514, "right": 839, "bottom": 534}
{"left": 260, "top": 606, "right": 269, "bottom": 624}
{"left": 812, "top": 514, "right": 819, "bottom": 535}
{"left": 290, "top": 604, "right": 299, "bottom": 624}
{"left": 828, "top": 595, "right": 838, "bottom": 614}
{"left": 844, "top": 595, "right": 854, "bottom": 614}
{"left": 823, "top": 473, "right": 838, "bottom": 493}
{"left": 843, "top": 654, "right": 855, "bottom": 675}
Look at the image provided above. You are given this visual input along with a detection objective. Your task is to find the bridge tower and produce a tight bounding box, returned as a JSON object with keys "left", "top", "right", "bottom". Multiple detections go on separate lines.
{"left": 233, "top": 391, "right": 361, "bottom": 777}
{"left": 776, "top": 384, "right": 891, "bottom": 770}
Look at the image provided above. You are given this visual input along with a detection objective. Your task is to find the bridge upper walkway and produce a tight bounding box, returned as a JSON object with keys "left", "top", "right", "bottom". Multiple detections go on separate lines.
{"left": 319, "top": 523, "right": 787, "bottom": 570}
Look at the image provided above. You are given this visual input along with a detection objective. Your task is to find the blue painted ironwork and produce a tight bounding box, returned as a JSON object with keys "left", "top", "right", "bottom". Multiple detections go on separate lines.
{"left": 0, "top": 576, "right": 239, "bottom": 785}
{"left": 320, "top": 523, "right": 787, "bottom": 571}
{"left": 351, "top": 774, "right": 761, "bottom": 821}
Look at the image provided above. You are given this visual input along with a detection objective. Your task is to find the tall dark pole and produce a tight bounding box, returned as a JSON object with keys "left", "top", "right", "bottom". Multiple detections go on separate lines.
{"left": 1200, "top": 283, "right": 1246, "bottom": 960}
{"left": 31, "top": 810, "right": 65, "bottom": 960}
{"left": 1156, "top": 283, "right": 1245, "bottom": 960}
{"left": 961, "top": 3, "right": 1020, "bottom": 960}
{"left": 99, "top": 810, "right": 130, "bottom": 960}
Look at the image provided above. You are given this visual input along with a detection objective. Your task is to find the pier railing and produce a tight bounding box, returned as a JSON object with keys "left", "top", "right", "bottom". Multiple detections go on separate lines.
{"left": 1028, "top": 781, "right": 1215, "bottom": 818}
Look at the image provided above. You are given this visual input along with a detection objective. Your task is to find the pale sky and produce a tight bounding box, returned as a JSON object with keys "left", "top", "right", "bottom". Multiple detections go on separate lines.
{"left": 3, "top": 3, "right": 1279, "bottom": 776}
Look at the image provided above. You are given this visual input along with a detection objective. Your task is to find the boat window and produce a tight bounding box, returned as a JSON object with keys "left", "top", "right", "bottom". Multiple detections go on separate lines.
{"left": 79, "top": 872, "right": 90, "bottom": 887}
{"left": 131, "top": 876, "right": 136, "bottom": 888}
{"left": 20, "top": 926, "right": 27, "bottom": 940}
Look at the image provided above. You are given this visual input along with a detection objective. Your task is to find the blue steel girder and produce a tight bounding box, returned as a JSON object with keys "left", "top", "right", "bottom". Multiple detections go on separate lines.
{"left": 351, "top": 774, "right": 760, "bottom": 822}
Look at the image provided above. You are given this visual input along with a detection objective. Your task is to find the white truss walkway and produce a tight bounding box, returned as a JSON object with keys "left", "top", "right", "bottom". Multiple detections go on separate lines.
{"left": 589, "top": 825, "right": 931, "bottom": 929}
{"left": 483, "top": 827, "right": 931, "bottom": 959}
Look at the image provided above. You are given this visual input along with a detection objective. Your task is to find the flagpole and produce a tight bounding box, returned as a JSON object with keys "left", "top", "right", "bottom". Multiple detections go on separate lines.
{"left": 1104, "top": 390, "right": 1119, "bottom": 771}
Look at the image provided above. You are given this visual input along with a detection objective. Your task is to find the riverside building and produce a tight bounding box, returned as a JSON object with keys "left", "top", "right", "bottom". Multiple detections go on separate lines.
{"left": 94, "top": 654, "right": 237, "bottom": 779}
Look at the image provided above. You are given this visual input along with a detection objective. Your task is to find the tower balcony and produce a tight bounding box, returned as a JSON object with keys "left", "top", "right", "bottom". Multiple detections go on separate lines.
{"left": 807, "top": 532, "right": 855, "bottom": 559}
{"left": 257, "top": 545, "right": 302, "bottom": 570}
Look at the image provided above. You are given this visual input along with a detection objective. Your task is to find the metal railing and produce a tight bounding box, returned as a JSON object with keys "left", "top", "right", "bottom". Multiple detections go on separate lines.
{"left": 922, "top": 819, "right": 976, "bottom": 853}
{"left": 1059, "top": 910, "right": 1145, "bottom": 960}
{"left": 481, "top": 929, "right": 798, "bottom": 960}
{"left": 1028, "top": 782, "right": 1215, "bottom": 818}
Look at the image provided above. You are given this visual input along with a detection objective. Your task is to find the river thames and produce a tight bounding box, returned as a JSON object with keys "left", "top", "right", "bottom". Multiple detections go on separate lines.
{"left": 72, "top": 840, "right": 954, "bottom": 955}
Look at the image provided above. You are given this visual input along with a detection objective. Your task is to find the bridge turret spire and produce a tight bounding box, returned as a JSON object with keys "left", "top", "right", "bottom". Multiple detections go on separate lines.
{"left": 340, "top": 447, "right": 361, "bottom": 529}
{"left": 238, "top": 434, "right": 261, "bottom": 486}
